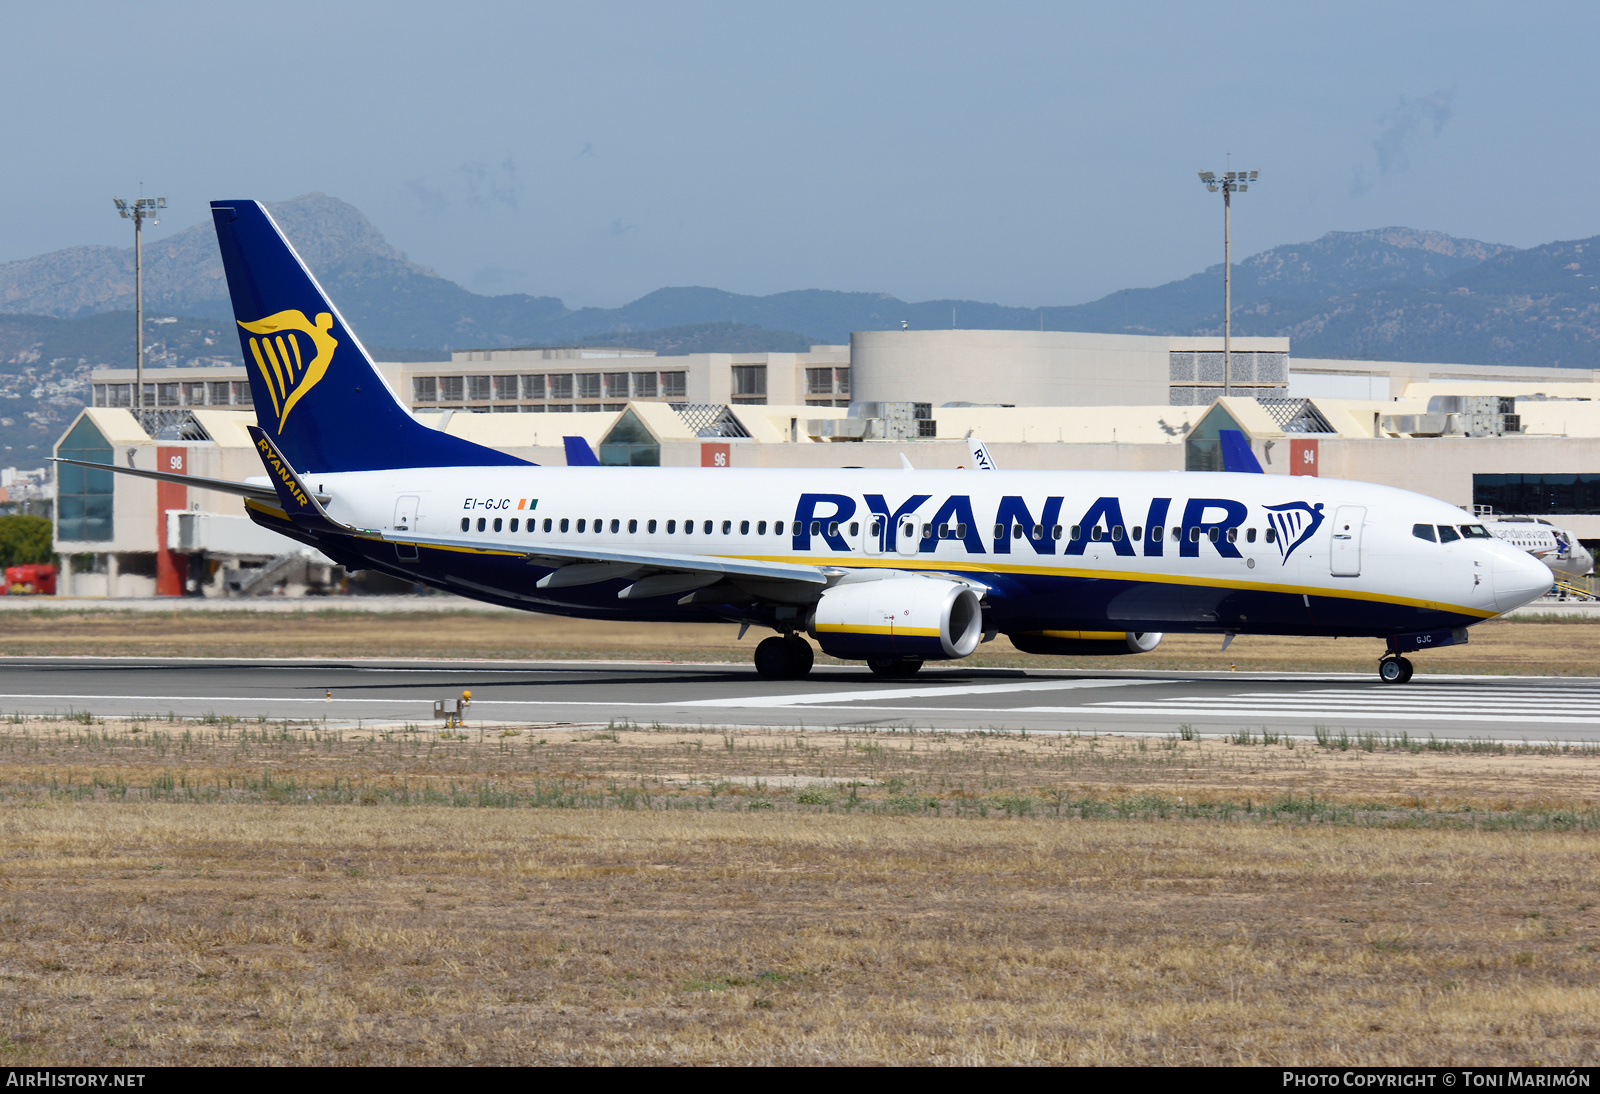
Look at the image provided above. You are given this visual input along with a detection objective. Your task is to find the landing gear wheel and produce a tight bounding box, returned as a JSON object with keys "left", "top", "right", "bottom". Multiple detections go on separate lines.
{"left": 784, "top": 635, "right": 814, "bottom": 677}
{"left": 1378, "top": 655, "right": 1414, "bottom": 684}
{"left": 867, "top": 658, "right": 924, "bottom": 678}
{"left": 754, "top": 635, "right": 814, "bottom": 680}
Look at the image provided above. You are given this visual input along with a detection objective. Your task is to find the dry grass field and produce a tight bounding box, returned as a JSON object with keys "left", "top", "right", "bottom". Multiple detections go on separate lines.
{"left": 0, "top": 719, "right": 1597, "bottom": 1065}
{"left": 0, "top": 608, "right": 1596, "bottom": 675}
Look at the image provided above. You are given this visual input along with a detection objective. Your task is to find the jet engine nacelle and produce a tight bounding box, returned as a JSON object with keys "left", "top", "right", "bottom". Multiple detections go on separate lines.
{"left": 810, "top": 576, "right": 984, "bottom": 661}
{"left": 1009, "top": 631, "right": 1163, "bottom": 656}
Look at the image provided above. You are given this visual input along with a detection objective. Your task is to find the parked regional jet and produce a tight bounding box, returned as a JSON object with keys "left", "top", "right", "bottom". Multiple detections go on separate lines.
{"left": 57, "top": 201, "right": 1556, "bottom": 684}
{"left": 1481, "top": 517, "right": 1594, "bottom": 580}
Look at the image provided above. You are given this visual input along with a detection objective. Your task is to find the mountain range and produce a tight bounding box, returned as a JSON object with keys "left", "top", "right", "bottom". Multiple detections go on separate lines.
{"left": 1, "top": 193, "right": 1597, "bottom": 467}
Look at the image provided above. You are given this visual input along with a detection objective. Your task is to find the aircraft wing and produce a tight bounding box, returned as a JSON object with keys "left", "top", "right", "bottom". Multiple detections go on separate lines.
{"left": 360, "top": 528, "right": 830, "bottom": 590}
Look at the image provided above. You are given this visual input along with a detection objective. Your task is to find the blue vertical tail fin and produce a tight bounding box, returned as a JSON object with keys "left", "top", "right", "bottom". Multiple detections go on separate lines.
{"left": 211, "top": 200, "right": 530, "bottom": 474}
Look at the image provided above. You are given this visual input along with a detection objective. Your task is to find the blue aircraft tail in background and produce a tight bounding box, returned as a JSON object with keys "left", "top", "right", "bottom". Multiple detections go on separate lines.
{"left": 211, "top": 200, "right": 530, "bottom": 475}
{"left": 563, "top": 436, "right": 601, "bottom": 466}
{"left": 1218, "top": 429, "right": 1264, "bottom": 474}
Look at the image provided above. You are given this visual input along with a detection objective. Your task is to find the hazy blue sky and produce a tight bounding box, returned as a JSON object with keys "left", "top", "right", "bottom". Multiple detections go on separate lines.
{"left": 3, "top": 1, "right": 1597, "bottom": 309}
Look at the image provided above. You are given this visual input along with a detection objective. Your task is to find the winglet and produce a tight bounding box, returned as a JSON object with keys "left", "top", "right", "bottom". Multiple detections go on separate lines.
{"left": 563, "top": 436, "right": 601, "bottom": 466}
{"left": 1219, "top": 429, "right": 1264, "bottom": 474}
{"left": 248, "top": 425, "right": 352, "bottom": 532}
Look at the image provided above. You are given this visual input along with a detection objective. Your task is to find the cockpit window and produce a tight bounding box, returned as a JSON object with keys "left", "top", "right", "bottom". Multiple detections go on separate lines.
{"left": 1437, "top": 525, "right": 1461, "bottom": 544}
{"left": 1412, "top": 523, "right": 1436, "bottom": 543}
{"left": 1460, "top": 524, "right": 1492, "bottom": 539}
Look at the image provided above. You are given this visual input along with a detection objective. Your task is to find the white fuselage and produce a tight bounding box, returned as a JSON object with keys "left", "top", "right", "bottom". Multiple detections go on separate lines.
{"left": 290, "top": 465, "right": 1555, "bottom": 631}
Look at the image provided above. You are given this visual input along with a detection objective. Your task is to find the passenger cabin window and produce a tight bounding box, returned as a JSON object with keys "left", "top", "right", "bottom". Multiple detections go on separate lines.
{"left": 740, "top": 520, "right": 750, "bottom": 535}
{"left": 666, "top": 520, "right": 676, "bottom": 533}
{"left": 1437, "top": 525, "right": 1461, "bottom": 543}
{"left": 1246, "top": 528, "right": 1256, "bottom": 543}
{"left": 722, "top": 520, "right": 732, "bottom": 535}
{"left": 850, "top": 522, "right": 859, "bottom": 536}
{"left": 543, "top": 519, "right": 552, "bottom": 532}
{"left": 1264, "top": 527, "right": 1276, "bottom": 544}
{"left": 1413, "top": 523, "right": 1437, "bottom": 542}
{"left": 576, "top": 519, "right": 586, "bottom": 533}
{"left": 460, "top": 518, "right": 469, "bottom": 532}
{"left": 758, "top": 521, "right": 767, "bottom": 534}
{"left": 477, "top": 518, "right": 486, "bottom": 532}
{"left": 560, "top": 518, "right": 569, "bottom": 532}
{"left": 703, "top": 521, "right": 712, "bottom": 535}
{"left": 493, "top": 518, "right": 502, "bottom": 532}
{"left": 774, "top": 521, "right": 784, "bottom": 535}
{"left": 1150, "top": 526, "right": 1162, "bottom": 542}
{"left": 628, "top": 519, "right": 638, "bottom": 534}
{"left": 510, "top": 519, "right": 519, "bottom": 532}
{"left": 647, "top": 519, "right": 656, "bottom": 534}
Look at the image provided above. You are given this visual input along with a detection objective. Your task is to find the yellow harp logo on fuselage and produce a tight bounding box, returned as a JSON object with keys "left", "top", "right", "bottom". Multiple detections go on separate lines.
{"left": 238, "top": 310, "right": 339, "bottom": 433}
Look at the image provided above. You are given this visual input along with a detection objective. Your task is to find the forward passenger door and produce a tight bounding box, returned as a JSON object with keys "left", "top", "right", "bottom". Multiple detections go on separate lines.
{"left": 1329, "top": 505, "right": 1365, "bottom": 577}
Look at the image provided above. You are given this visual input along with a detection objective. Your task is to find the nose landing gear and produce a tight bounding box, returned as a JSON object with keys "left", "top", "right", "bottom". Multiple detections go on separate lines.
{"left": 754, "top": 634, "right": 814, "bottom": 680}
{"left": 1378, "top": 655, "right": 1414, "bottom": 684}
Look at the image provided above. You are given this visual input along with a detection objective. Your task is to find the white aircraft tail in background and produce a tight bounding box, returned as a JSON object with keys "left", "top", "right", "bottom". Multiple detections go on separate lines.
{"left": 966, "top": 436, "right": 997, "bottom": 470}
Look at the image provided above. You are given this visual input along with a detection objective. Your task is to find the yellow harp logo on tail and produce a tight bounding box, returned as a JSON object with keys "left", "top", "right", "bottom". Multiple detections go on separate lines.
{"left": 237, "top": 310, "right": 339, "bottom": 433}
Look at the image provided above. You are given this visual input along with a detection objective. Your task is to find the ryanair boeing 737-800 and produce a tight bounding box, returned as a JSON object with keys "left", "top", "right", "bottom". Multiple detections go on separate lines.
{"left": 58, "top": 201, "right": 1555, "bottom": 684}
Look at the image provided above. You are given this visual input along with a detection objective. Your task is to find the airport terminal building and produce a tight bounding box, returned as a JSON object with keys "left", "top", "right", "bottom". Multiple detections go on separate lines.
{"left": 58, "top": 328, "right": 1600, "bottom": 597}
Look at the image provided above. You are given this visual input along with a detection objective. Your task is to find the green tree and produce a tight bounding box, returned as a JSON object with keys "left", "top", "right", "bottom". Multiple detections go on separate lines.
{"left": 0, "top": 515, "right": 54, "bottom": 568}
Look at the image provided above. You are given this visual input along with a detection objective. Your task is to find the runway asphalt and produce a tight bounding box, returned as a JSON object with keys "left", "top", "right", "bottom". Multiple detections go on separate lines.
{"left": 1, "top": 657, "right": 1596, "bottom": 741}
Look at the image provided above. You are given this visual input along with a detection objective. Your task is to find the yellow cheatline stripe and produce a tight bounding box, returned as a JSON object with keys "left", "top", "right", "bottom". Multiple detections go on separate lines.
{"left": 212, "top": 528, "right": 1495, "bottom": 622}
{"left": 243, "top": 498, "right": 288, "bottom": 520}
{"left": 814, "top": 623, "right": 941, "bottom": 637}
{"left": 1035, "top": 630, "right": 1127, "bottom": 641}
{"left": 248, "top": 340, "right": 282, "bottom": 418}
{"left": 350, "top": 532, "right": 520, "bottom": 557}
{"left": 720, "top": 552, "right": 1497, "bottom": 618}
{"left": 261, "top": 337, "right": 288, "bottom": 399}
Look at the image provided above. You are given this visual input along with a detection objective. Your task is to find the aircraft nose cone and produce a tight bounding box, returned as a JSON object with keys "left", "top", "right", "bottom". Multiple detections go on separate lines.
{"left": 1493, "top": 547, "right": 1553, "bottom": 613}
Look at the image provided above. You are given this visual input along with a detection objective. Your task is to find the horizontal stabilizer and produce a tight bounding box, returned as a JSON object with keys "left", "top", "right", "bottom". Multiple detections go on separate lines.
{"left": 49, "top": 456, "right": 299, "bottom": 504}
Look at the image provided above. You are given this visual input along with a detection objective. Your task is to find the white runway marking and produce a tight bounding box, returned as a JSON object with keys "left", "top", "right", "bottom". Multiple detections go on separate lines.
{"left": 1084, "top": 684, "right": 1600, "bottom": 725}
{"left": 677, "top": 678, "right": 1141, "bottom": 708}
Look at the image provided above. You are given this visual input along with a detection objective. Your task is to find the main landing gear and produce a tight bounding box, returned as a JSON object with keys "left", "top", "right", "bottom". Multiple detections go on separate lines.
{"left": 1378, "top": 654, "right": 1414, "bottom": 684}
{"left": 754, "top": 635, "right": 814, "bottom": 680}
{"left": 867, "top": 658, "right": 924, "bottom": 678}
